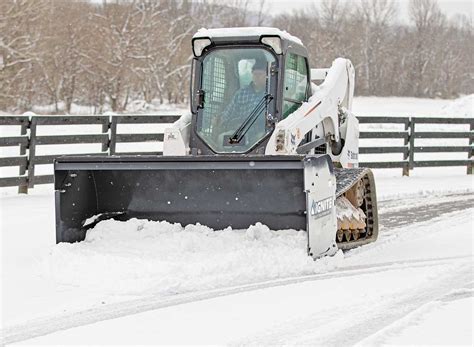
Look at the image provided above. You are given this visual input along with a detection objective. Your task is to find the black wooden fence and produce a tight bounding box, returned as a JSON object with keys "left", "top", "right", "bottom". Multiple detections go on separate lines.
{"left": 358, "top": 116, "right": 473, "bottom": 176}
{"left": 1, "top": 115, "right": 472, "bottom": 193}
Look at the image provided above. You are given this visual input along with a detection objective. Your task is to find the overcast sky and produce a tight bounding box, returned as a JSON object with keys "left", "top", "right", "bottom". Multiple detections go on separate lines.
{"left": 250, "top": 0, "right": 473, "bottom": 21}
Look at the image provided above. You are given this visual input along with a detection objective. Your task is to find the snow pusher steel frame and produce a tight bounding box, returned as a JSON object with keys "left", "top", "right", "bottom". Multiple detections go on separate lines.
{"left": 55, "top": 154, "right": 340, "bottom": 258}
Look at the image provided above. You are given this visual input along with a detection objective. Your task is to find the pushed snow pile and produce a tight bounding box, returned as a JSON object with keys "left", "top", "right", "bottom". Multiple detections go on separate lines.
{"left": 42, "top": 219, "right": 343, "bottom": 295}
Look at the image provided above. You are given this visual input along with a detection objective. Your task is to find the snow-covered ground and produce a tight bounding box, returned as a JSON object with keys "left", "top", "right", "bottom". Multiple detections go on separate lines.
{"left": 1, "top": 96, "right": 473, "bottom": 345}
{"left": 353, "top": 94, "right": 473, "bottom": 118}
{"left": 2, "top": 189, "right": 472, "bottom": 345}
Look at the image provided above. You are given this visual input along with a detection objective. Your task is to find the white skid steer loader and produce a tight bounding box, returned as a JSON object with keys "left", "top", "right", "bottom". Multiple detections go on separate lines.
{"left": 54, "top": 27, "right": 378, "bottom": 259}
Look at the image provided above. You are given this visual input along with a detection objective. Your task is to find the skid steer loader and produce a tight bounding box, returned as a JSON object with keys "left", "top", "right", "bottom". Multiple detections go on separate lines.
{"left": 54, "top": 27, "right": 378, "bottom": 258}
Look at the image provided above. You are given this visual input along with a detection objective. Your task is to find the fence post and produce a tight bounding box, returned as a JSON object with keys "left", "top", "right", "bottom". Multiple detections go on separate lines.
{"left": 406, "top": 117, "right": 416, "bottom": 176}
{"left": 402, "top": 118, "right": 410, "bottom": 176}
{"left": 109, "top": 116, "right": 117, "bottom": 155}
{"left": 468, "top": 121, "right": 473, "bottom": 175}
{"left": 102, "top": 117, "right": 110, "bottom": 155}
{"left": 27, "top": 117, "right": 38, "bottom": 189}
{"left": 18, "top": 120, "right": 30, "bottom": 194}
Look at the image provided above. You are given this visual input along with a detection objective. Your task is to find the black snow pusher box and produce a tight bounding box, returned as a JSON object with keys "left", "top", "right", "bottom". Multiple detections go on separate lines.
{"left": 54, "top": 155, "right": 335, "bottom": 245}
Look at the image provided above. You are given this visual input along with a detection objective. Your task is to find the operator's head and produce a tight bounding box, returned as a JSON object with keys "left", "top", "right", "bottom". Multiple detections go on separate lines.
{"left": 252, "top": 60, "right": 267, "bottom": 92}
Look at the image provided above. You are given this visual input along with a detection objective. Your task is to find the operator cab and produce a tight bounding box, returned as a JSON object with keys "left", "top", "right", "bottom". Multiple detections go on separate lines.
{"left": 190, "top": 27, "right": 311, "bottom": 155}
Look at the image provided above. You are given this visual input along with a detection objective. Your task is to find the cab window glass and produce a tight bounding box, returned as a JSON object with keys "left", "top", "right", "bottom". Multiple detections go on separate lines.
{"left": 283, "top": 53, "right": 308, "bottom": 118}
{"left": 198, "top": 48, "right": 276, "bottom": 153}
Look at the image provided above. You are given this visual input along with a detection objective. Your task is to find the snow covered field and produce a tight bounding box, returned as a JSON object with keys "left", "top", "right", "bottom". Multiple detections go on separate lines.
{"left": 1, "top": 96, "right": 473, "bottom": 345}
{"left": 1, "top": 187, "right": 472, "bottom": 345}
{"left": 353, "top": 94, "right": 473, "bottom": 118}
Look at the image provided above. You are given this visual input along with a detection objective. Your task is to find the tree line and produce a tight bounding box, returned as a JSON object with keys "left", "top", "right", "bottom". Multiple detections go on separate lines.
{"left": 0, "top": 0, "right": 472, "bottom": 113}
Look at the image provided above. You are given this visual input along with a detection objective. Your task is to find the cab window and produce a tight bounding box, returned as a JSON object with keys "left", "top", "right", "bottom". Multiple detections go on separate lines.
{"left": 282, "top": 53, "right": 309, "bottom": 118}
{"left": 198, "top": 48, "right": 276, "bottom": 153}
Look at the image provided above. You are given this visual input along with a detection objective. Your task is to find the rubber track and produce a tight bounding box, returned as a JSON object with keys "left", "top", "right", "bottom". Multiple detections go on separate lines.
{"left": 335, "top": 168, "right": 370, "bottom": 197}
{"left": 335, "top": 167, "right": 378, "bottom": 249}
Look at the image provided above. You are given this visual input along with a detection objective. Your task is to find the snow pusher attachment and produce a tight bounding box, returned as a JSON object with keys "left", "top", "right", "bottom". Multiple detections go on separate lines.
{"left": 55, "top": 154, "right": 341, "bottom": 258}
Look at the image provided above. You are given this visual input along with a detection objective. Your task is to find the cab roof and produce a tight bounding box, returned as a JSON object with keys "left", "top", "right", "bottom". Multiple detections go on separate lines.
{"left": 193, "top": 27, "right": 307, "bottom": 56}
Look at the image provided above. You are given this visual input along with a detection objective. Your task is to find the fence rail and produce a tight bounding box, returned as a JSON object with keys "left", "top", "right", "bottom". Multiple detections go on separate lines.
{"left": 1, "top": 115, "right": 472, "bottom": 193}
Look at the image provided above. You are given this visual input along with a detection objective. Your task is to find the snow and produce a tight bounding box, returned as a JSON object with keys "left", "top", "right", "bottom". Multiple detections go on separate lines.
{"left": 27, "top": 100, "right": 187, "bottom": 115}
{"left": 352, "top": 94, "right": 473, "bottom": 118}
{"left": 359, "top": 296, "right": 473, "bottom": 346}
{"left": 440, "top": 94, "right": 474, "bottom": 118}
{"left": 194, "top": 27, "right": 303, "bottom": 46}
{"left": 374, "top": 173, "right": 473, "bottom": 201}
{"left": 9, "top": 207, "right": 473, "bottom": 345}
{"left": 0, "top": 190, "right": 341, "bottom": 327}
{"left": 46, "top": 221, "right": 340, "bottom": 295}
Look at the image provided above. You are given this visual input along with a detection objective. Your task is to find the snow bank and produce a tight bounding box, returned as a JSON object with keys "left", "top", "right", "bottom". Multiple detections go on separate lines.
{"left": 41, "top": 220, "right": 343, "bottom": 295}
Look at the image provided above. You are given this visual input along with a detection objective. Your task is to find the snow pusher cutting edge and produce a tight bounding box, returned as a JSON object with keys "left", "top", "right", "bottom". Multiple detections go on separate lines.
{"left": 54, "top": 27, "right": 379, "bottom": 259}
{"left": 54, "top": 154, "right": 338, "bottom": 258}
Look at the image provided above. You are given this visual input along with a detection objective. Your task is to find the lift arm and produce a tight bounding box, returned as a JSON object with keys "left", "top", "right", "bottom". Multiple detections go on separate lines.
{"left": 265, "top": 58, "right": 355, "bottom": 156}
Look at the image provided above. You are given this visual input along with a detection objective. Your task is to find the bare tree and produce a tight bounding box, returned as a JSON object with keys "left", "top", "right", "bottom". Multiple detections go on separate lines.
{"left": 356, "top": 0, "right": 397, "bottom": 94}
{"left": 408, "top": 0, "right": 446, "bottom": 96}
{"left": 80, "top": 1, "right": 147, "bottom": 111}
{"left": 0, "top": 0, "right": 45, "bottom": 111}
{"left": 0, "top": 0, "right": 472, "bottom": 113}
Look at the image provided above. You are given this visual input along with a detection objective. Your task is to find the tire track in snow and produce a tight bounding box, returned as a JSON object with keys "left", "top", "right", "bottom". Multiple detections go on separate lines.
{"left": 379, "top": 193, "right": 473, "bottom": 230}
{"left": 334, "top": 270, "right": 473, "bottom": 346}
{"left": 4, "top": 255, "right": 472, "bottom": 345}
{"left": 354, "top": 284, "right": 474, "bottom": 346}
{"left": 234, "top": 263, "right": 472, "bottom": 345}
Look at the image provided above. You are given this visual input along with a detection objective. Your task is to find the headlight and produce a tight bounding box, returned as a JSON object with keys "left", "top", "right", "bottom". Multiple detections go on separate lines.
{"left": 193, "top": 38, "right": 211, "bottom": 57}
{"left": 261, "top": 36, "right": 282, "bottom": 54}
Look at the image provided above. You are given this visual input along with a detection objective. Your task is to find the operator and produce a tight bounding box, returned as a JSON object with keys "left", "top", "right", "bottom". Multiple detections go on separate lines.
{"left": 217, "top": 59, "right": 268, "bottom": 140}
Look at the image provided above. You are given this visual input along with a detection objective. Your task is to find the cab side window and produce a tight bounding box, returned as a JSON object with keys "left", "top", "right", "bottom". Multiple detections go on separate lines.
{"left": 282, "top": 53, "right": 309, "bottom": 118}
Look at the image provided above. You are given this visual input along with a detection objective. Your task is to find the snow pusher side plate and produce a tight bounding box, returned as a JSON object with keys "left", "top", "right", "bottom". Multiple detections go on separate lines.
{"left": 54, "top": 155, "right": 337, "bottom": 257}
